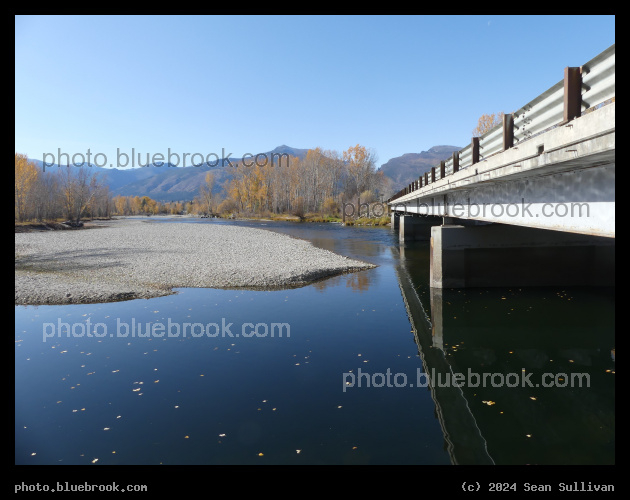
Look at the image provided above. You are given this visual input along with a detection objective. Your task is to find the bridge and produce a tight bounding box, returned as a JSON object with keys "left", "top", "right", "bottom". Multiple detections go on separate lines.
{"left": 388, "top": 44, "right": 615, "bottom": 289}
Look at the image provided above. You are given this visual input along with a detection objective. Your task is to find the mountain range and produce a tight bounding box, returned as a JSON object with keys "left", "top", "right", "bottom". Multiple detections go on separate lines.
{"left": 31, "top": 144, "right": 460, "bottom": 202}
{"left": 378, "top": 145, "right": 461, "bottom": 189}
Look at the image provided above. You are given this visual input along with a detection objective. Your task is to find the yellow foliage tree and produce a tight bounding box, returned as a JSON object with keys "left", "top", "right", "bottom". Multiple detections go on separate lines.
{"left": 343, "top": 144, "right": 377, "bottom": 196}
{"left": 15, "top": 153, "right": 39, "bottom": 221}
{"left": 472, "top": 112, "right": 505, "bottom": 137}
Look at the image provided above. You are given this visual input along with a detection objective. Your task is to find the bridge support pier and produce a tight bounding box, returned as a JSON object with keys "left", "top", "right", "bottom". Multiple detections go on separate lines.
{"left": 390, "top": 212, "right": 399, "bottom": 231}
{"left": 399, "top": 215, "right": 442, "bottom": 242}
{"left": 430, "top": 223, "right": 614, "bottom": 288}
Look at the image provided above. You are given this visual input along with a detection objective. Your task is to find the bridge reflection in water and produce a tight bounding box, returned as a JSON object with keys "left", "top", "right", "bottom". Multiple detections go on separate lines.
{"left": 394, "top": 242, "right": 614, "bottom": 465}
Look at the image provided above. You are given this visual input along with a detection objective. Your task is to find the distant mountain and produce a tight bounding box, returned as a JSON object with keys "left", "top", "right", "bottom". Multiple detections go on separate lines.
{"left": 31, "top": 146, "right": 310, "bottom": 202}
{"left": 268, "top": 145, "right": 310, "bottom": 158}
{"left": 379, "top": 145, "right": 461, "bottom": 191}
{"left": 31, "top": 145, "right": 461, "bottom": 202}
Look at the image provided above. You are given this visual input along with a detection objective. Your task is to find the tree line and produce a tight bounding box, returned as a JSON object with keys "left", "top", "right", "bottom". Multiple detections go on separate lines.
{"left": 111, "top": 196, "right": 200, "bottom": 216}
{"left": 217, "top": 144, "right": 390, "bottom": 217}
{"left": 16, "top": 144, "right": 391, "bottom": 222}
{"left": 15, "top": 153, "right": 111, "bottom": 223}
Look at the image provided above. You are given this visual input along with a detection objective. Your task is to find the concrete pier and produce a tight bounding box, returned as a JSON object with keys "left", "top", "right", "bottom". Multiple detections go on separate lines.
{"left": 430, "top": 223, "right": 614, "bottom": 288}
{"left": 399, "top": 215, "right": 442, "bottom": 242}
{"left": 390, "top": 212, "right": 399, "bottom": 231}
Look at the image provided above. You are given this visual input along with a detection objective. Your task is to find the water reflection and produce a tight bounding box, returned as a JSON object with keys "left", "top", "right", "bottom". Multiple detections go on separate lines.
{"left": 396, "top": 240, "right": 615, "bottom": 464}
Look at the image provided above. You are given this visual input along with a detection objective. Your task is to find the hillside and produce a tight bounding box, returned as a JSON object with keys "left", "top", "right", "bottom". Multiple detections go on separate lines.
{"left": 30, "top": 145, "right": 461, "bottom": 201}
{"left": 32, "top": 146, "right": 309, "bottom": 202}
{"left": 378, "top": 145, "right": 461, "bottom": 191}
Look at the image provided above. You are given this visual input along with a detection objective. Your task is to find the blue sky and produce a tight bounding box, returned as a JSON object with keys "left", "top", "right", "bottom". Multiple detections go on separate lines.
{"left": 15, "top": 15, "right": 615, "bottom": 169}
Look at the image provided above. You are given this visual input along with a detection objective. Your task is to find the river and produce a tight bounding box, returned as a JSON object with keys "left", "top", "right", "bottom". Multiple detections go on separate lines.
{"left": 15, "top": 218, "right": 614, "bottom": 465}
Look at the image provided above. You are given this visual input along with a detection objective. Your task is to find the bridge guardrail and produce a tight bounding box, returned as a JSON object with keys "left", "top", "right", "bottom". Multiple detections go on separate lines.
{"left": 444, "top": 156, "right": 454, "bottom": 177}
{"left": 458, "top": 143, "right": 473, "bottom": 170}
{"left": 387, "top": 43, "right": 615, "bottom": 204}
{"left": 581, "top": 44, "right": 615, "bottom": 112}
{"left": 513, "top": 80, "right": 564, "bottom": 143}
{"left": 478, "top": 121, "right": 503, "bottom": 161}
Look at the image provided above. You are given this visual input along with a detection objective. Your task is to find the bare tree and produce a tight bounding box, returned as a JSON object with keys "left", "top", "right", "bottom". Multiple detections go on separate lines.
{"left": 59, "top": 167, "right": 104, "bottom": 223}
{"left": 199, "top": 172, "right": 215, "bottom": 215}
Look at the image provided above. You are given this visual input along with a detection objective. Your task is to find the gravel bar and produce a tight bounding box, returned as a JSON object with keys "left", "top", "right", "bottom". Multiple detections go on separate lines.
{"left": 15, "top": 218, "right": 376, "bottom": 305}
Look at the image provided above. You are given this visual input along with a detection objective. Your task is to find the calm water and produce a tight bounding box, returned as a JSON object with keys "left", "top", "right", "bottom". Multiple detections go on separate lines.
{"left": 15, "top": 218, "right": 614, "bottom": 465}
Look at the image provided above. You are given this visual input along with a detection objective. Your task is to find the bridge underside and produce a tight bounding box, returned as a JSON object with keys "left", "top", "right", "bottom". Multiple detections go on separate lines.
{"left": 429, "top": 222, "right": 614, "bottom": 288}
{"left": 392, "top": 213, "right": 614, "bottom": 288}
{"left": 388, "top": 104, "right": 614, "bottom": 288}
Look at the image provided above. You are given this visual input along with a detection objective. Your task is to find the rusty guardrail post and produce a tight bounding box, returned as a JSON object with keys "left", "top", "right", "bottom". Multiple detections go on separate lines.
{"left": 564, "top": 66, "right": 582, "bottom": 123}
{"left": 472, "top": 137, "right": 480, "bottom": 164}
{"left": 503, "top": 113, "right": 514, "bottom": 151}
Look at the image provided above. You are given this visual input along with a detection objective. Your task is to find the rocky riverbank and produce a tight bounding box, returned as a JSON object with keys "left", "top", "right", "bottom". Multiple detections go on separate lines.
{"left": 15, "top": 218, "right": 376, "bottom": 305}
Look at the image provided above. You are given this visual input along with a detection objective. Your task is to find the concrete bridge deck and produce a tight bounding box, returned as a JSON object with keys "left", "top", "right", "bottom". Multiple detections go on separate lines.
{"left": 387, "top": 44, "right": 614, "bottom": 289}
{"left": 390, "top": 103, "right": 614, "bottom": 238}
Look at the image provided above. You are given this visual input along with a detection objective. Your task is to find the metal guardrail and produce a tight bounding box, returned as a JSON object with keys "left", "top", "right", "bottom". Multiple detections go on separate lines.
{"left": 444, "top": 157, "right": 453, "bottom": 177}
{"left": 387, "top": 43, "right": 615, "bottom": 204}
{"left": 458, "top": 143, "right": 472, "bottom": 170}
{"left": 479, "top": 120, "right": 504, "bottom": 160}
{"left": 581, "top": 44, "right": 615, "bottom": 111}
{"left": 513, "top": 80, "right": 564, "bottom": 142}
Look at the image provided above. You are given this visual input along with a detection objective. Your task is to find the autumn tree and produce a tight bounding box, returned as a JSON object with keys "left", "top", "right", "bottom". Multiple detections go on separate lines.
{"left": 472, "top": 112, "right": 505, "bottom": 137}
{"left": 15, "top": 153, "right": 39, "bottom": 222}
{"left": 343, "top": 145, "right": 379, "bottom": 199}
{"left": 217, "top": 197, "right": 238, "bottom": 215}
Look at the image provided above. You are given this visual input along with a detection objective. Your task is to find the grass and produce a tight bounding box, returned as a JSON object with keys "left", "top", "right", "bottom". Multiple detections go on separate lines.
{"left": 210, "top": 212, "right": 390, "bottom": 226}
{"left": 303, "top": 214, "right": 343, "bottom": 223}
{"left": 343, "top": 216, "right": 390, "bottom": 226}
